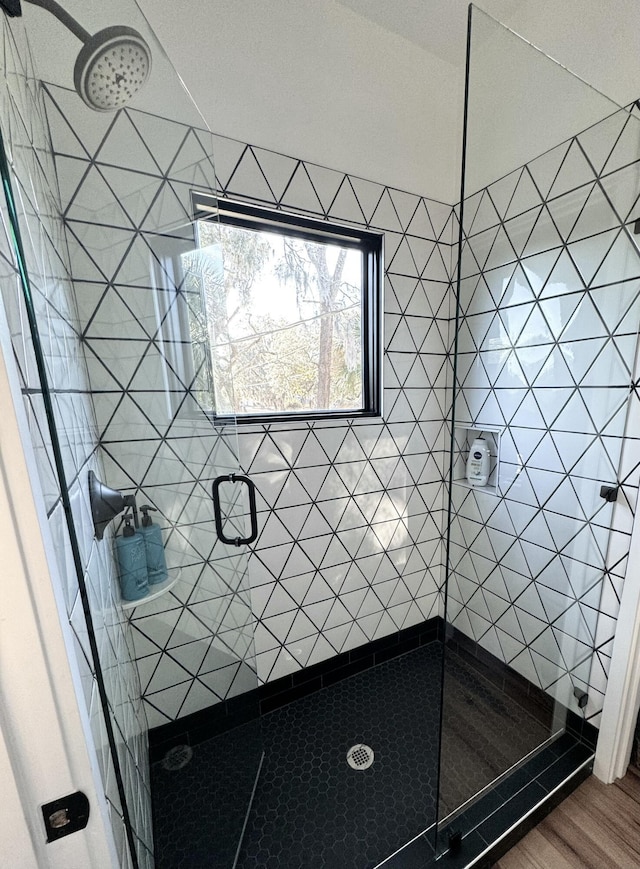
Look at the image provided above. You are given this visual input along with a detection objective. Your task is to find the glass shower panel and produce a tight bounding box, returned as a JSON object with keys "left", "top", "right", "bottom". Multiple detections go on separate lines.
{"left": 2, "top": 1, "right": 263, "bottom": 866}
{"left": 438, "top": 4, "right": 640, "bottom": 856}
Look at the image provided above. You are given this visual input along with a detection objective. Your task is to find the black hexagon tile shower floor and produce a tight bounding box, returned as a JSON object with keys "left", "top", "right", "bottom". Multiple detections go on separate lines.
{"left": 152, "top": 643, "right": 550, "bottom": 868}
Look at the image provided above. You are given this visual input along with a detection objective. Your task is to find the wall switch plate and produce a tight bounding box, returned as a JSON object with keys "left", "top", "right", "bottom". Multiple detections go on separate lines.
{"left": 42, "top": 792, "right": 90, "bottom": 842}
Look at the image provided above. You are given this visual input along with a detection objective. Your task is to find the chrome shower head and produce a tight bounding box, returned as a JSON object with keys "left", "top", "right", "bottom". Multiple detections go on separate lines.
{"left": 73, "top": 25, "right": 152, "bottom": 112}
{"left": 13, "top": 0, "right": 153, "bottom": 111}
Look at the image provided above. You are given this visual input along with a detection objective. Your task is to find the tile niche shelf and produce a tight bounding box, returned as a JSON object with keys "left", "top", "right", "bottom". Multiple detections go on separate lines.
{"left": 452, "top": 423, "right": 503, "bottom": 496}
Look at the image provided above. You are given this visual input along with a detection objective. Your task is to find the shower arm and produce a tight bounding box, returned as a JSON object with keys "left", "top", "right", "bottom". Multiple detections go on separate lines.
{"left": 24, "top": 0, "right": 90, "bottom": 43}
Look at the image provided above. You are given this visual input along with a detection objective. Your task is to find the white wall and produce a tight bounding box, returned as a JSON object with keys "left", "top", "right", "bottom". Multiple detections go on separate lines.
{"left": 450, "top": 99, "right": 640, "bottom": 723}
{"left": 501, "top": 0, "right": 640, "bottom": 110}
{"left": 136, "top": 0, "right": 640, "bottom": 203}
{"left": 136, "top": 0, "right": 461, "bottom": 202}
{"left": 464, "top": 1, "right": 640, "bottom": 193}
{"left": 43, "top": 78, "right": 453, "bottom": 722}
{"left": 19, "top": 0, "right": 640, "bottom": 204}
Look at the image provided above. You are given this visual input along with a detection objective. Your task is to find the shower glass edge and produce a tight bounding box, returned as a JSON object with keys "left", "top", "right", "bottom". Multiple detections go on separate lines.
{"left": 436, "top": 3, "right": 640, "bottom": 860}
{"left": 0, "top": 1, "right": 263, "bottom": 867}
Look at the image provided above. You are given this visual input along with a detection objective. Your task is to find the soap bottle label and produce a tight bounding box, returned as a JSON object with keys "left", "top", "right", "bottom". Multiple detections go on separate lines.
{"left": 115, "top": 526, "right": 149, "bottom": 601}
{"left": 466, "top": 437, "right": 490, "bottom": 487}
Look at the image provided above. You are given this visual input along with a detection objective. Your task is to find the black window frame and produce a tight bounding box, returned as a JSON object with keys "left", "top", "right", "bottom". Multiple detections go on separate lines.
{"left": 192, "top": 193, "right": 383, "bottom": 425}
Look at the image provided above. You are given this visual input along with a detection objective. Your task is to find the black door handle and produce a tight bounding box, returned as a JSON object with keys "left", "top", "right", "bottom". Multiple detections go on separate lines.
{"left": 212, "top": 474, "right": 259, "bottom": 546}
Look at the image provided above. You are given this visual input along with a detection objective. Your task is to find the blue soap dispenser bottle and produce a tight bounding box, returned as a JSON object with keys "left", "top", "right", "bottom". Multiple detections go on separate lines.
{"left": 139, "top": 505, "right": 168, "bottom": 585}
{"left": 115, "top": 512, "right": 149, "bottom": 601}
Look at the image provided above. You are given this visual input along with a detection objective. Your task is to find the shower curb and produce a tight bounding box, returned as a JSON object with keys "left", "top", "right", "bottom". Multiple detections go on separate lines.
{"left": 378, "top": 734, "right": 594, "bottom": 868}
{"left": 464, "top": 756, "right": 594, "bottom": 868}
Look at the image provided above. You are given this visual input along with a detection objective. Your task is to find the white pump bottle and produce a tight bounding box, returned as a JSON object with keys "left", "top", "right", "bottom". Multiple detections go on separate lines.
{"left": 466, "top": 437, "right": 490, "bottom": 487}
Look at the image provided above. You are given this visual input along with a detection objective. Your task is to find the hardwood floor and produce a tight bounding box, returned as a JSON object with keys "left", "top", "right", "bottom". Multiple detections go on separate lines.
{"left": 439, "top": 650, "right": 550, "bottom": 816}
{"left": 494, "top": 766, "right": 640, "bottom": 868}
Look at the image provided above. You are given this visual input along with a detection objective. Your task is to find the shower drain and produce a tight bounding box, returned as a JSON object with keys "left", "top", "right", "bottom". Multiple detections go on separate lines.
{"left": 347, "top": 744, "right": 374, "bottom": 770}
{"left": 161, "top": 744, "right": 193, "bottom": 772}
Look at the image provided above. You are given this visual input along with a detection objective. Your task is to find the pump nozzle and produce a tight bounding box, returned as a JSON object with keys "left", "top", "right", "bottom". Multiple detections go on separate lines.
{"left": 140, "top": 505, "right": 157, "bottom": 527}
{"left": 121, "top": 512, "right": 136, "bottom": 537}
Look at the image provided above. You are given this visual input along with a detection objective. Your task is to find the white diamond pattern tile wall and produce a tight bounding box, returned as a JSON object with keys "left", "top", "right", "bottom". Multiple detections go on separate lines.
{"left": 450, "top": 102, "right": 640, "bottom": 725}
{"left": 43, "top": 83, "right": 455, "bottom": 724}
{"left": 0, "top": 21, "right": 152, "bottom": 869}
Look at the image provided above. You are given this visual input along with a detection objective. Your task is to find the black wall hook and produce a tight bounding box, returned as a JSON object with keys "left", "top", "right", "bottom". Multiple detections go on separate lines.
{"left": 599, "top": 485, "right": 619, "bottom": 503}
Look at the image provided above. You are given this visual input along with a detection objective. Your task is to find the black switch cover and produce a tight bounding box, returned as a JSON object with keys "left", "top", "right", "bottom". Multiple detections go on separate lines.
{"left": 42, "top": 791, "right": 90, "bottom": 842}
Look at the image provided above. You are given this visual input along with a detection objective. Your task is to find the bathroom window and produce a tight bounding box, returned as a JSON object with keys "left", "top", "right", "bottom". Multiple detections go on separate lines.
{"left": 183, "top": 195, "right": 382, "bottom": 424}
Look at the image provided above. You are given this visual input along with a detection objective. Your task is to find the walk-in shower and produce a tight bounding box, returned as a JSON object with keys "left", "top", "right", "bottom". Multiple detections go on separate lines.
{"left": 1, "top": 2, "right": 639, "bottom": 867}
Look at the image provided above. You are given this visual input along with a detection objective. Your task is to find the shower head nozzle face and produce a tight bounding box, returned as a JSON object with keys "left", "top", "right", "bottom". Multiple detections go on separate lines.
{"left": 74, "top": 25, "right": 151, "bottom": 112}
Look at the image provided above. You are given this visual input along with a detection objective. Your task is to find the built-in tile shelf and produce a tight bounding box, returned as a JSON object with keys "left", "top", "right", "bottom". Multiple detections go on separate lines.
{"left": 452, "top": 423, "right": 503, "bottom": 496}
{"left": 121, "top": 568, "right": 181, "bottom": 611}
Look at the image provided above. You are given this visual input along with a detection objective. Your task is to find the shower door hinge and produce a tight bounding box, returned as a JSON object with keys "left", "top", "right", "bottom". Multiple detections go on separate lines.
{"left": 0, "top": 0, "right": 22, "bottom": 17}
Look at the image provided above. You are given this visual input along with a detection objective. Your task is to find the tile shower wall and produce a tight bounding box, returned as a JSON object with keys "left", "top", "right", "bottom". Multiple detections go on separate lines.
{"left": 230, "top": 149, "right": 454, "bottom": 687}
{"left": 43, "top": 83, "right": 455, "bottom": 725}
{"left": 0, "top": 20, "right": 152, "bottom": 869}
{"left": 449, "top": 103, "right": 640, "bottom": 725}
{"left": 42, "top": 82, "right": 261, "bottom": 731}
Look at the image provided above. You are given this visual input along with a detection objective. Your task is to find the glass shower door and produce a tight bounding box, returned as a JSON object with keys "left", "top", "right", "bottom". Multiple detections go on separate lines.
{"left": 437, "top": 4, "right": 640, "bottom": 859}
{"left": 0, "top": 2, "right": 264, "bottom": 867}
{"left": 143, "top": 217, "right": 263, "bottom": 869}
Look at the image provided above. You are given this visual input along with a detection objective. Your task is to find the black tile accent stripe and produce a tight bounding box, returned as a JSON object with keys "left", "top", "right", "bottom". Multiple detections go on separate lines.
{"left": 262, "top": 615, "right": 442, "bottom": 711}
{"left": 148, "top": 614, "right": 600, "bottom": 763}
{"left": 148, "top": 615, "right": 442, "bottom": 758}
{"left": 471, "top": 756, "right": 593, "bottom": 867}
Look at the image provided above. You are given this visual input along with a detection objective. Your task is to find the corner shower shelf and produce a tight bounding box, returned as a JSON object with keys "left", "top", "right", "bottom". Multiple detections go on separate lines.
{"left": 452, "top": 422, "right": 503, "bottom": 496}
{"left": 120, "top": 568, "right": 181, "bottom": 611}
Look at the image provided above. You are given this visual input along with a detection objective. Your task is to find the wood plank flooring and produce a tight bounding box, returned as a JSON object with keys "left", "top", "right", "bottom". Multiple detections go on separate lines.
{"left": 494, "top": 766, "right": 640, "bottom": 868}
{"left": 439, "top": 650, "right": 550, "bottom": 816}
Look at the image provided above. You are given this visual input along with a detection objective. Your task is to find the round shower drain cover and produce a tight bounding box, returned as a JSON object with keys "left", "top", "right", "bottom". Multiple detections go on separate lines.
{"left": 347, "top": 744, "right": 374, "bottom": 770}
{"left": 161, "top": 744, "right": 193, "bottom": 772}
